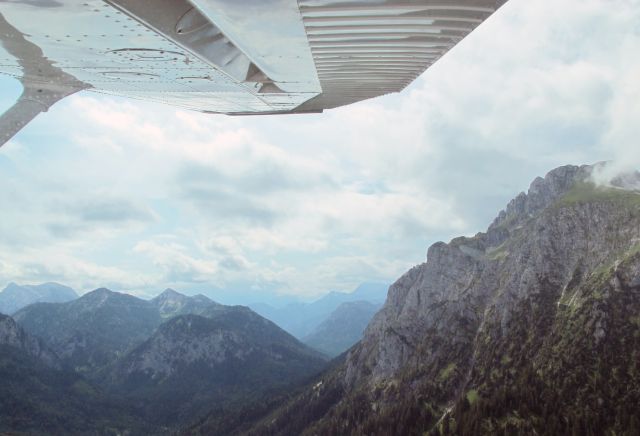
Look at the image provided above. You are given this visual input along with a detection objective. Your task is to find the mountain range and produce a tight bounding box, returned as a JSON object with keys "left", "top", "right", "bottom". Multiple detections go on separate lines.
{"left": 188, "top": 164, "right": 640, "bottom": 436}
{"left": 4, "top": 163, "right": 640, "bottom": 435}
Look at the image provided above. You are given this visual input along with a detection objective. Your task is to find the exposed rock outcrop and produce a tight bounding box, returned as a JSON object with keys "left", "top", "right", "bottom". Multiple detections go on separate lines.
{"left": 0, "top": 313, "right": 59, "bottom": 367}
{"left": 107, "top": 306, "right": 326, "bottom": 427}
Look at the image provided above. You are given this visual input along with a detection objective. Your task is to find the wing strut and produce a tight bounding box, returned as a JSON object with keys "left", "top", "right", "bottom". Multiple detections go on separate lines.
{"left": 0, "top": 13, "right": 88, "bottom": 148}
{"left": 0, "top": 84, "right": 82, "bottom": 148}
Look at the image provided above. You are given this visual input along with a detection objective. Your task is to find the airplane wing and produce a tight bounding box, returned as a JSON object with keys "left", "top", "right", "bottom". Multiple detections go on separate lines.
{"left": 0, "top": 0, "right": 507, "bottom": 147}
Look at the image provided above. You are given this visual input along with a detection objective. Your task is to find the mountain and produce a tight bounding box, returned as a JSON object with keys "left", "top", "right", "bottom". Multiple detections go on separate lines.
{"left": 104, "top": 304, "right": 327, "bottom": 428}
{"left": 13, "top": 288, "right": 162, "bottom": 372}
{"left": 151, "top": 288, "right": 217, "bottom": 318}
{"left": 303, "top": 300, "right": 382, "bottom": 357}
{"left": 0, "top": 282, "right": 77, "bottom": 315}
{"left": 0, "top": 313, "right": 150, "bottom": 435}
{"left": 5, "top": 287, "right": 329, "bottom": 433}
{"left": 188, "top": 164, "right": 640, "bottom": 435}
{"left": 250, "top": 282, "right": 388, "bottom": 338}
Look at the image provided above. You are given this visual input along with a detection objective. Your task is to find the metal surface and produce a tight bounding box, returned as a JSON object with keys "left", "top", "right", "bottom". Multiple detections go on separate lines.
{"left": 0, "top": 11, "right": 87, "bottom": 145}
{"left": 0, "top": 0, "right": 508, "bottom": 147}
{"left": 190, "top": 0, "right": 321, "bottom": 94}
{"left": 297, "top": 0, "right": 506, "bottom": 111}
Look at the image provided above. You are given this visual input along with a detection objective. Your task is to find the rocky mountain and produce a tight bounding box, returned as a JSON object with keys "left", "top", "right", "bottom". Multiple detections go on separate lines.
{"left": 303, "top": 301, "right": 382, "bottom": 357}
{"left": 151, "top": 288, "right": 217, "bottom": 318}
{"left": 13, "top": 288, "right": 162, "bottom": 372}
{"left": 105, "top": 305, "right": 326, "bottom": 427}
{"left": 250, "top": 282, "right": 388, "bottom": 339}
{"left": 188, "top": 164, "right": 640, "bottom": 435}
{"left": 0, "top": 282, "right": 77, "bottom": 315}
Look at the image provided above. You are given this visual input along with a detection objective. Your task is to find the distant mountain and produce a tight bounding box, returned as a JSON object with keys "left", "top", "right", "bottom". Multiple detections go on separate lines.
{"left": 0, "top": 282, "right": 77, "bottom": 315}
{"left": 104, "top": 304, "right": 326, "bottom": 427}
{"left": 13, "top": 288, "right": 162, "bottom": 372}
{"left": 250, "top": 282, "right": 388, "bottom": 338}
{"left": 151, "top": 288, "right": 217, "bottom": 318}
{"left": 303, "top": 300, "right": 382, "bottom": 357}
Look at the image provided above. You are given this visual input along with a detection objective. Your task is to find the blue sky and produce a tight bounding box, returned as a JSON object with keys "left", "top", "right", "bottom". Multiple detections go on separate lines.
{"left": 0, "top": 0, "right": 639, "bottom": 301}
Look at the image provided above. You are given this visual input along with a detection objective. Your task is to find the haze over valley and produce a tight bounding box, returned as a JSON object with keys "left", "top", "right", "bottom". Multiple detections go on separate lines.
{"left": 2, "top": 164, "right": 640, "bottom": 435}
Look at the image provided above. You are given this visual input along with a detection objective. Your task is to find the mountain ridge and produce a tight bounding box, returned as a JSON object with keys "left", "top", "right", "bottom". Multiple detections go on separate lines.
{"left": 101, "top": 303, "right": 326, "bottom": 427}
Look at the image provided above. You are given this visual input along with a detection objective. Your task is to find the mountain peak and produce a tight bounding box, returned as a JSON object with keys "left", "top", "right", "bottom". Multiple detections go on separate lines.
{"left": 151, "top": 288, "right": 215, "bottom": 318}
{"left": 490, "top": 164, "right": 591, "bottom": 230}
{"left": 79, "top": 288, "right": 127, "bottom": 307}
{"left": 153, "top": 288, "right": 186, "bottom": 301}
{"left": 2, "top": 282, "right": 21, "bottom": 292}
{"left": 163, "top": 288, "right": 182, "bottom": 295}
{"left": 85, "top": 287, "right": 116, "bottom": 298}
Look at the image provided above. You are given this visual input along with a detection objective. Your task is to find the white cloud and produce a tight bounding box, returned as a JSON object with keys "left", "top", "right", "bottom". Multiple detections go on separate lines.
{"left": 1, "top": 0, "right": 640, "bottom": 299}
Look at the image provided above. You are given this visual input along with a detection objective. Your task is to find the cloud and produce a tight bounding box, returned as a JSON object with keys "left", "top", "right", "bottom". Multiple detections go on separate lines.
{"left": 179, "top": 184, "right": 279, "bottom": 226}
{"left": 175, "top": 159, "right": 327, "bottom": 226}
{"left": 75, "top": 197, "right": 156, "bottom": 224}
{"left": 0, "top": 247, "right": 154, "bottom": 295}
{"left": 133, "top": 240, "right": 219, "bottom": 284}
{"left": 1, "top": 0, "right": 639, "bottom": 299}
{"left": 43, "top": 197, "right": 156, "bottom": 238}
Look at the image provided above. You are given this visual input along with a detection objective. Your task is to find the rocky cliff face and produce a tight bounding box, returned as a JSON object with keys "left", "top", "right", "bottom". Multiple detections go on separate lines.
{"left": 208, "top": 164, "right": 640, "bottom": 436}
{"left": 345, "top": 164, "right": 639, "bottom": 388}
{"left": 0, "top": 313, "right": 59, "bottom": 367}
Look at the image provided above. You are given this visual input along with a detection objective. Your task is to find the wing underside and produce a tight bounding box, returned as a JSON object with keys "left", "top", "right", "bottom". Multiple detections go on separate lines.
{"left": 0, "top": 0, "right": 507, "bottom": 145}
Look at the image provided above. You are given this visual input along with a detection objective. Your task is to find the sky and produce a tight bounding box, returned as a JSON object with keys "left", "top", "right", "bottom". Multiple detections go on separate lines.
{"left": 0, "top": 0, "right": 639, "bottom": 301}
